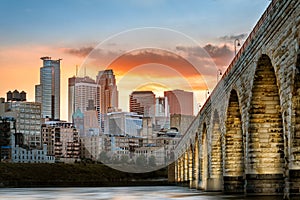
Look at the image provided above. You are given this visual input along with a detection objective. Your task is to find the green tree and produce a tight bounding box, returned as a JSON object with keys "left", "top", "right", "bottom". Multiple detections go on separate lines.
{"left": 129, "top": 159, "right": 135, "bottom": 165}
{"left": 148, "top": 155, "right": 157, "bottom": 167}
{"left": 120, "top": 155, "right": 129, "bottom": 164}
{"left": 99, "top": 151, "right": 110, "bottom": 164}
{"left": 136, "top": 154, "right": 147, "bottom": 167}
{"left": 111, "top": 155, "right": 120, "bottom": 164}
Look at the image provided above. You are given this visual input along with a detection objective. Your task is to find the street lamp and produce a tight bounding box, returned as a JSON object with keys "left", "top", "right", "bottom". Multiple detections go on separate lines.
{"left": 234, "top": 39, "right": 241, "bottom": 55}
{"left": 205, "top": 89, "right": 210, "bottom": 100}
{"left": 198, "top": 104, "right": 202, "bottom": 111}
{"left": 217, "top": 69, "right": 222, "bottom": 82}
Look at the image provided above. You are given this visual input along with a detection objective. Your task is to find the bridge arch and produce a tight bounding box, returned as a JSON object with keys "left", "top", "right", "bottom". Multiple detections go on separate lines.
{"left": 173, "top": 1, "right": 300, "bottom": 197}
{"left": 290, "top": 49, "right": 300, "bottom": 196}
{"left": 192, "top": 133, "right": 199, "bottom": 189}
{"left": 208, "top": 110, "right": 223, "bottom": 191}
{"left": 292, "top": 51, "right": 300, "bottom": 166}
{"left": 199, "top": 123, "right": 208, "bottom": 190}
{"left": 247, "top": 54, "right": 284, "bottom": 194}
{"left": 224, "top": 89, "right": 244, "bottom": 193}
{"left": 188, "top": 143, "right": 194, "bottom": 188}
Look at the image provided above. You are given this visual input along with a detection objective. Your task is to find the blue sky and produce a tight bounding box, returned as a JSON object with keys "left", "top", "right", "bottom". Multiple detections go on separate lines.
{"left": 0, "top": 0, "right": 271, "bottom": 119}
{"left": 0, "top": 0, "right": 270, "bottom": 47}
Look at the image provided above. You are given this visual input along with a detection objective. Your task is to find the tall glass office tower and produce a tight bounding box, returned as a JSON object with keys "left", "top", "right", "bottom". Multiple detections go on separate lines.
{"left": 35, "top": 57, "right": 61, "bottom": 120}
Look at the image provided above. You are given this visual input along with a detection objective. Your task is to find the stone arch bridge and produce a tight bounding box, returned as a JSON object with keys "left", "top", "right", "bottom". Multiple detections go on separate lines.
{"left": 172, "top": 0, "right": 300, "bottom": 198}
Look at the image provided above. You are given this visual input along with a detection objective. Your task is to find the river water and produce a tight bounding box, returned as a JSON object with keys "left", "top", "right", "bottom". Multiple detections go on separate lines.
{"left": 0, "top": 186, "right": 282, "bottom": 200}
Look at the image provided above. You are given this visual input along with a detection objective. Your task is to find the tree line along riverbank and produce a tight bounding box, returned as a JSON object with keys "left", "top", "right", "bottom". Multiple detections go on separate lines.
{"left": 0, "top": 163, "right": 170, "bottom": 187}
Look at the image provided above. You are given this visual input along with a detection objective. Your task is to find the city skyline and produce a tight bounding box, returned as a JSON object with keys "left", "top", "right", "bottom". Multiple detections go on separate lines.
{"left": 68, "top": 72, "right": 194, "bottom": 122}
{"left": 0, "top": 0, "right": 271, "bottom": 120}
{"left": 1, "top": 0, "right": 300, "bottom": 197}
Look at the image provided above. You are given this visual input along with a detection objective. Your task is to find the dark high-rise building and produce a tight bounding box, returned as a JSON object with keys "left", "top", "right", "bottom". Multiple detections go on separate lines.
{"left": 35, "top": 57, "right": 61, "bottom": 120}
{"left": 129, "top": 91, "right": 155, "bottom": 116}
{"left": 6, "top": 90, "right": 26, "bottom": 102}
{"left": 164, "top": 89, "right": 194, "bottom": 116}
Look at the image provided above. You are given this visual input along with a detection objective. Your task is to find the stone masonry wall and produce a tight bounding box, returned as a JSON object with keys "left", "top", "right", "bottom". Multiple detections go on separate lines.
{"left": 174, "top": 0, "right": 300, "bottom": 198}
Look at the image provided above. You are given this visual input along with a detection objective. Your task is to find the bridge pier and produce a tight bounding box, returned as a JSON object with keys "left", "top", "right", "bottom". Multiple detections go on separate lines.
{"left": 207, "top": 111, "right": 223, "bottom": 192}
{"left": 192, "top": 137, "right": 199, "bottom": 189}
{"left": 245, "top": 174, "right": 284, "bottom": 195}
{"left": 223, "top": 176, "right": 244, "bottom": 194}
{"left": 206, "top": 177, "right": 223, "bottom": 192}
{"left": 184, "top": 152, "right": 188, "bottom": 184}
{"left": 288, "top": 169, "right": 300, "bottom": 199}
{"left": 223, "top": 90, "right": 244, "bottom": 194}
{"left": 174, "top": 161, "right": 178, "bottom": 183}
{"left": 199, "top": 123, "right": 208, "bottom": 190}
{"left": 180, "top": 157, "right": 184, "bottom": 183}
{"left": 176, "top": 159, "right": 180, "bottom": 183}
{"left": 188, "top": 148, "right": 194, "bottom": 188}
{"left": 179, "top": 156, "right": 187, "bottom": 186}
{"left": 176, "top": 158, "right": 180, "bottom": 183}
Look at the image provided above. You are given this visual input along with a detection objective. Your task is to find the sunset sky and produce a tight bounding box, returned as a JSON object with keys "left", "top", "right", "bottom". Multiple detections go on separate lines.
{"left": 0, "top": 0, "right": 271, "bottom": 120}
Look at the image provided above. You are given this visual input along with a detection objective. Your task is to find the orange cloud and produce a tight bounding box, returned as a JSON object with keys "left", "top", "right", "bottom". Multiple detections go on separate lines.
{"left": 108, "top": 48, "right": 203, "bottom": 77}
{"left": 63, "top": 44, "right": 230, "bottom": 111}
{"left": 0, "top": 45, "right": 85, "bottom": 121}
{"left": 0, "top": 42, "right": 234, "bottom": 119}
{"left": 64, "top": 44, "right": 233, "bottom": 79}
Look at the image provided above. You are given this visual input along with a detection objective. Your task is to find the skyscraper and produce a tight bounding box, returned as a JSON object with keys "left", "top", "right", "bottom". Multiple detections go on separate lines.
{"left": 129, "top": 91, "right": 155, "bottom": 116}
{"left": 154, "top": 97, "right": 170, "bottom": 129}
{"left": 164, "top": 89, "right": 194, "bottom": 116}
{"left": 35, "top": 57, "right": 61, "bottom": 120}
{"left": 68, "top": 76, "right": 98, "bottom": 122}
{"left": 96, "top": 69, "right": 119, "bottom": 129}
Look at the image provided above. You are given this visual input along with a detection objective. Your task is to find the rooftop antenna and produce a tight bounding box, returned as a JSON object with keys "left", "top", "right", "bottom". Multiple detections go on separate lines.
{"left": 73, "top": 65, "right": 78, "bottom": 123}
{"left": 76, "top": 65, "right": 78, "bottom": 77}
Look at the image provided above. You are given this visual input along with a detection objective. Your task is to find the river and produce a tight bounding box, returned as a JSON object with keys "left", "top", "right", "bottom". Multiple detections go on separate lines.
{"left": 0, "top": 186, "right": 282, "bottom": 200}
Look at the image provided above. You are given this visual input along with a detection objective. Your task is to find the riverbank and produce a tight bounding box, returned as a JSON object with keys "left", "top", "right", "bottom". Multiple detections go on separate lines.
{"left": 0, "top": 163, "right": 170, "bottom": 187}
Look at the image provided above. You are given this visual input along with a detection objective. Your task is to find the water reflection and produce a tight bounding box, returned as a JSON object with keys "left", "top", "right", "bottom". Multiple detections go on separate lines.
{"left": 0, "top": 186, "right": 282, "bottom": 200}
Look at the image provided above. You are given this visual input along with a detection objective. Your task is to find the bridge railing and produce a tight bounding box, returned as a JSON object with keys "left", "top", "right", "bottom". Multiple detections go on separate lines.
{"left": 198, "top": 1, "right": 277, "bottom": 115}
{"left": 175, "top": 0, "right": 278, "bottom": 158}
